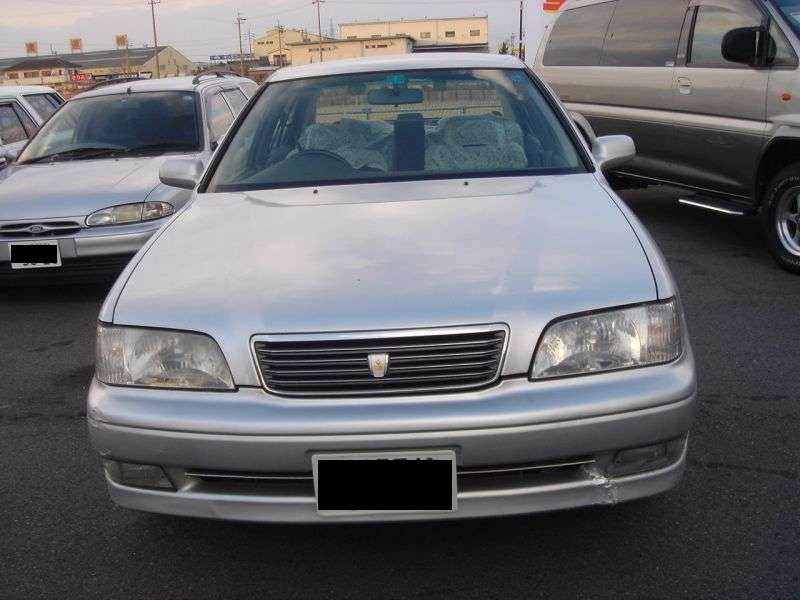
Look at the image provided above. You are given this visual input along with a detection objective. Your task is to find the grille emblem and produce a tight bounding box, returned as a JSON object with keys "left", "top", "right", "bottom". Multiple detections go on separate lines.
{"left": 28, "top": 225, "right": 46, "bottom": 234}
{"left": 367, "top": 353, "right": 389, "bottom": 378}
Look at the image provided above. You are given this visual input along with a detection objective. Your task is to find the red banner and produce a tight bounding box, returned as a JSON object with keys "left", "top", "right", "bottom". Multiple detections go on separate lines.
{"left": 543, "top": 0, "right": 565, "bottom": 13}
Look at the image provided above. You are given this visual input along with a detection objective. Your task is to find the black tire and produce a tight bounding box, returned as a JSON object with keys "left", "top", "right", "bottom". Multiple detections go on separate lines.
{"left": 761, "top": 164, "right": 800, "bottom": 273}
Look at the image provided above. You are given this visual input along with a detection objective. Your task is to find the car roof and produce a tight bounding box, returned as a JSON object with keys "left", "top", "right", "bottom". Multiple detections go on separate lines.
{"left": 0, "top": 85, "right": 59, "bottom": 97}
{"left": 268, "top": 52, "right": 525, "bottom": 83}
{"left": 72, "top": 75, "right": 253, "bottom": 100}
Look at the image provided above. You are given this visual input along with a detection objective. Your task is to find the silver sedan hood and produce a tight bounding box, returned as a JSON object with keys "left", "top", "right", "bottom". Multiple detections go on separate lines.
{"left": 111, "top": 174, "right": 658, "bottom": 382}
{"left": 0, "top": 155, "right": 190, "bottom": 220}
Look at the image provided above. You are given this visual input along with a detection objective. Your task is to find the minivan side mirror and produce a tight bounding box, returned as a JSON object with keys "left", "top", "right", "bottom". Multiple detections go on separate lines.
{"left": 721, "top": 26, "right": 764, "bottom": 66}
{"left": 159, "top": 158, "right": 204, "bottom": 190}
{"left": 592, "top": 135, "right": 636, "bottom": 172}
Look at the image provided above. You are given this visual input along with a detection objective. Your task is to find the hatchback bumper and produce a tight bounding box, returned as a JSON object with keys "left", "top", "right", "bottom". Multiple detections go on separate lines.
{"left": 88, "top": 351, "right": 696, "bottom": 523}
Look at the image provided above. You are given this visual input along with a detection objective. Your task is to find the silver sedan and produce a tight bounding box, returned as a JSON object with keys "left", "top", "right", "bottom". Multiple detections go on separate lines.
{"left": 89, "top": 53, "right": 696, "bottom": 522}
{"left": 0, "top": 74, "right": 255, "bottom": 284}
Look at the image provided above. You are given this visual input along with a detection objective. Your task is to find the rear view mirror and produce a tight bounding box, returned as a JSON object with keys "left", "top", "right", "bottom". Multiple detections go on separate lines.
{"left": 1, "top": 146, "right": 20, "bottom": 163}
{"left": 367, "top": 88, "right": 423, "bottom": 105}
{"left": 592, "top": 135, "right": 635, "bottom": 172}
{"left": 159, "top": 158, "right": 204, "bottom": 190}
{"left": 722, "top": 26, "right": 763, "bottom": 66}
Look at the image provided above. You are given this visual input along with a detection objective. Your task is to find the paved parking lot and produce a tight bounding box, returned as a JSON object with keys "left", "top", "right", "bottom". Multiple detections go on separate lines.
{"left": 1, "top": 186, "right": 798, "bottom": 599}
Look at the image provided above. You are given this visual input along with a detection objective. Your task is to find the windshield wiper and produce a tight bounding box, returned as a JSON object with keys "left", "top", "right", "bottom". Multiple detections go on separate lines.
{"left": 21, "top": 147, "right": 121, "bottom": 164}
{"left": 116, "top": 142, "right": 198, "bottom": 156}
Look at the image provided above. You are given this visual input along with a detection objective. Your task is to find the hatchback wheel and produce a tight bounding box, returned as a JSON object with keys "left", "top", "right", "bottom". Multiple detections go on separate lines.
{"left": 763, "top": 165, "right": 800, "bottom": 273}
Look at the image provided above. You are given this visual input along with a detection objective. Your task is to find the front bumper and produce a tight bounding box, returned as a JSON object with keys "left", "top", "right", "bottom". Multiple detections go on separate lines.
{"left": 88, "top": 351, "right": 696, "bottom": 522}
{"left": 0, "top": 221, "right": 160, "bottom": 284}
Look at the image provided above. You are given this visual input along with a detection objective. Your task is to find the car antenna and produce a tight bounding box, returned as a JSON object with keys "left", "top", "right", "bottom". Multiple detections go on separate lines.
{"left": 127, "top": 86, "right": 132, "bottom": 95}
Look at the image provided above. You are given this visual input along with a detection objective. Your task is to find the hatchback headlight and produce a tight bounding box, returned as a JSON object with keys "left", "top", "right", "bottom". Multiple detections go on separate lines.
{"left": 96, "top": 324, "right": 234, "bottom": 390}
{"left": 85, "top": 201, "right": 173, "bottom": 226}
{"left": 531, "top": 299, "right": 682, "bottom": 380}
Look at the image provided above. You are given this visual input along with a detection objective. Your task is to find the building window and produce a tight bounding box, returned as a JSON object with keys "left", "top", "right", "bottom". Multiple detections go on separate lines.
{"left": 377, "top": 44, "right": 388, "bottom": 48}
{"left": 445, "top": 31, "right": 455, "bottom": 38}
{"left": 420, "top": 32, "right": 431, "bottom": 39}
{"left": 470, "top": 29, "right": 480, "bottom": 37}
{"left": 40, "top": 70, "right": 52, "bottom": 76}
{"left": 257, "top": 41, "right": 265, "bottom": 45}
{"left": 347, "top": 36, "right": 357, "bottom": 39}
{"left": 371, "top": 34, "right": 380, "bottom": 38}
{"left": 6, "top": 73, "right": 19, "bottom": 79}
{"left": 23, "top": 71, "right": 38, "bottom": 78}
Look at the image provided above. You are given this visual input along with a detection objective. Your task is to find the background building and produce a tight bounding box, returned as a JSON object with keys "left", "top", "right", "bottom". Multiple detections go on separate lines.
{"left": 288, "top": 35, "right": 414, "bottom": 66}
{"left": 340, "top": 17, "right": 489, "bottom": 52}
{"left": 0, "top": 46, "right": 194, "bottom": 95}
{"left": 252, "top": 28, "right": 330, "bottom": 66}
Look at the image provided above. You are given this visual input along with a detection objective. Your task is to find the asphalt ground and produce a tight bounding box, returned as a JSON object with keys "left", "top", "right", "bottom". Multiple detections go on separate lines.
{"left": 1, "top": 186, "right": 798, "bottom": 599}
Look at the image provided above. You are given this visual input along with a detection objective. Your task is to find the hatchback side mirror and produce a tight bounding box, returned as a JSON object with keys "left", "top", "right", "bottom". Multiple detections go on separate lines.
{"left": 722, "top": 26, "right": 763, "bottom": 66}
{"left": 592, "top": 135, "right": 635, "bottom": 172}
{"left": 159, "top": 158, "right": 204, "bottom": 190}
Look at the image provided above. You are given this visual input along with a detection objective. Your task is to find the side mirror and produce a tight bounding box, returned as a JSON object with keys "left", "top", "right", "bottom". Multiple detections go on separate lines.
{"left": 1, "top": 146, "right": 20, "bottom": 163}
{"left": 159, "top": 158, "right": 204, "bottom": 190}
{"left": 592, "top": 135, "right": 635, "bottom": 172}
{"left": 722, "top": 26, "right": 763, "bottom": 66}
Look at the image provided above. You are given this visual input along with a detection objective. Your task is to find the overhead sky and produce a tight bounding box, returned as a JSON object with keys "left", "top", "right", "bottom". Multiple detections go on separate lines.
{"left": 1, "top": 0, "right": 550, "bottom": 63}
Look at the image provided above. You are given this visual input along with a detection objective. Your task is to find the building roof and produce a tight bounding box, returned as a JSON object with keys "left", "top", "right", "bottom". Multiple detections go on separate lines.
{"left": 288, "top": 35, "right": 414, "bottom": 46}
{"left": 339, "top": 16, "right": 488, "bottom": 26}
{"left": 269, "top": 52, "right": 522, "bottom": 83}
{"left": 0, "top": 46, "right": 172, "bottom": 73}
{"left": 3, "top": 56, "right": 81, "bottom": 71}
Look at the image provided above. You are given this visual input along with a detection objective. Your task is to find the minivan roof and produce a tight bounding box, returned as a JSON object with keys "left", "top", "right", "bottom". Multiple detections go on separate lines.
{"left": 0, "top": 85, "right": 59, "bottom": 97}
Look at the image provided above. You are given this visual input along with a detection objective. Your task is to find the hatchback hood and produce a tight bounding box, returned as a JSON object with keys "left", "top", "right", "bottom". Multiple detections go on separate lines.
{"left": 112, "top": 175, "right": 658, "bottom": 383}
{"left": 0, "top": 155, "right": 193, "bottom": 220}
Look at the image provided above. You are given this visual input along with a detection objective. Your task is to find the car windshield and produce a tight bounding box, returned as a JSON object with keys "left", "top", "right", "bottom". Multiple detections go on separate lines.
{"left": 773, "top": 0, "right": 800, "bottom": 36}
{"left": 18, "top": 91, "right": 200, "bottom": 163}
{"left": 206, "top": 68, "right": 584, "bottom": 192}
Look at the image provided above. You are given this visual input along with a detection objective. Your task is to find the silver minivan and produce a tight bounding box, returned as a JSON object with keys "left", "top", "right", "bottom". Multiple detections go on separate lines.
{"left": 535, "top": 0, "right": 800, "bottom": 272}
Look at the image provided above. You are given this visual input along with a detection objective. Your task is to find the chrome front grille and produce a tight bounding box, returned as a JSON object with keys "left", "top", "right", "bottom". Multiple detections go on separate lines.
{"left": 0, "top": 220, "right": 82, "bottom": 238}
{"left": 253, "top": 326, "right": 508, "bottom": 397}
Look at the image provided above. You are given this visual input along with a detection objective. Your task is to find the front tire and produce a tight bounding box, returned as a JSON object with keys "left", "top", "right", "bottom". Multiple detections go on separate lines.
{"left": 762, "top": 164, "right": 800, "bottom": 273}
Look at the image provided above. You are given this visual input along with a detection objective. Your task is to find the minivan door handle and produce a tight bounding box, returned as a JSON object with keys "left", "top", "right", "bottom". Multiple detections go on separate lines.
{"left": 677, "top": 77, "right": 692, "bottom": 95}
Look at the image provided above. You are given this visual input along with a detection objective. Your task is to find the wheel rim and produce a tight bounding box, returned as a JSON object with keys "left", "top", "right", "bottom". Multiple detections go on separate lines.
{"left": 776, "top": 188, "right": 800, "bottom": 257}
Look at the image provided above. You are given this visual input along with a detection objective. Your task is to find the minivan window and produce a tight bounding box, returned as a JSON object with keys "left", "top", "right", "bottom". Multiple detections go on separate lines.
{"left": 768, "top": 20, "right": 799, "bottom": 66}
{"left": 207, "top": 92, "right": 234, "bottom": 143}
{"left": 688, "top": 3, "right": 764, "bottom": 67}
{"left": 542, "top": 2, "right": 617, "bottom": 66}
{"left": 601, "top": 0, "right": 690, "bottom": 66}
{"left": 773, "top": 0, "right": 800, "bottom": 38}
{"left": 207, "top": 69, "right": 585, "bottom": 192}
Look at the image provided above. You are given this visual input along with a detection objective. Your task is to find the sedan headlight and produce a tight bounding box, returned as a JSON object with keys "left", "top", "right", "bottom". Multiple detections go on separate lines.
{"left": 86, "top": 201, "right": 173, "bottom": 226}
{"left": 531, "top": 299, "right": 682, "bottom": 380}
{"left": 96, "top": 324, "right": 234, "bottom": 390}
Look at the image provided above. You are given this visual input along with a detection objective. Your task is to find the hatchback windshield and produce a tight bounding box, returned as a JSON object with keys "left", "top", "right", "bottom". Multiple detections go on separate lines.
{"left": 773, "top": 0, "right": 800, "bottom": 36}
{"left": 207, "top": 68, "right": 584, "bottom": 191}
{"left": 19, "top": 91, "right": 200, "bottom": 163}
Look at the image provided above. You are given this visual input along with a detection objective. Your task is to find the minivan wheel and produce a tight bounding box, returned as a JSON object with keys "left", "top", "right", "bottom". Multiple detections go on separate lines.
{"left": 762, "top": 165, "right": 800, "bottom": 273}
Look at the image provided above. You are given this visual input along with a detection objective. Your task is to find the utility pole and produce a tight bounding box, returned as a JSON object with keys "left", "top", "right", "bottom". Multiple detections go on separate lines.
{"left": 313, "top": 0, "right": 324, "bottom": 63}
{"left": 148, "top": 0, "right": 161, "bottom": 79}
{"left": 276, "top": 21, "right": 284, "bottom": 67}
{"left": 236, "top": 11, "right": 247, "bottom": 76}
{"left": 518, "top": 0, "right": 524, "bottom": 61}
{"left": 247, "top": 27, "right": 254, "bottom": 57}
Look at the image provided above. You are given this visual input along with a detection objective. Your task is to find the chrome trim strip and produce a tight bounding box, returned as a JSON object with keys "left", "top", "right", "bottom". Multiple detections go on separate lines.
{"left": 250, "top": 324, "right": 510, "bottom": 398}
{"left": 678, "top": 198, "right": 747, "bottom": 216}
